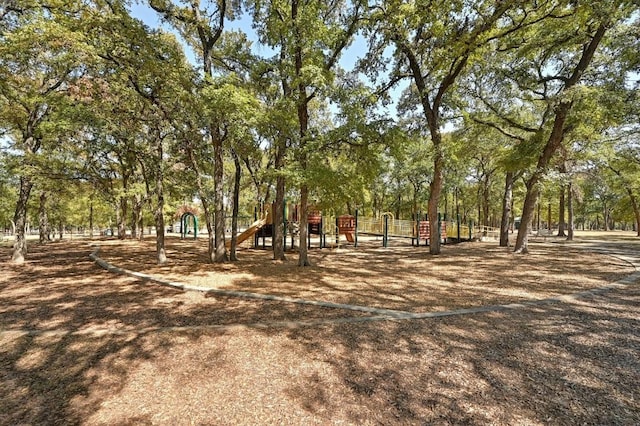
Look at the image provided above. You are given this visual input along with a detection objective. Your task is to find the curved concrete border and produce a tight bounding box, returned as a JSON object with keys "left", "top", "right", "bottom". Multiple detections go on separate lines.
{"left": 89, "top": 243, "right": 640, "bottom": 323}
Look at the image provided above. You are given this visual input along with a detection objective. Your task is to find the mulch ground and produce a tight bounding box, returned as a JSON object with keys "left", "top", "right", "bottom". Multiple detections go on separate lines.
{"left": 1, "top": 234, "right": 639, "bottom": 425}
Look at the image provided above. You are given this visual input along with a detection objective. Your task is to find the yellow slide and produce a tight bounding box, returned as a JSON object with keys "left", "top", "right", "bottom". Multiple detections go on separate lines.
{"left": 225, "top": 215, "right": 268, "bottom": 249}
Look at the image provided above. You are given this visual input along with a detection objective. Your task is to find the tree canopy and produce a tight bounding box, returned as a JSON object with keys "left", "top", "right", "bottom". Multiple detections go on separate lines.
{"left": 1, "top": 0, "right": 639, "bottom": 264}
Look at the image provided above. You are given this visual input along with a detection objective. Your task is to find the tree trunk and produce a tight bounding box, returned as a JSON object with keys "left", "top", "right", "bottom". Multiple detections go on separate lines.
{"left": 213, "top": 131, "right": 228, "bottom": 263}
{"left": 114, "top": 202, "right": 121, "bottom": 237}
{"left": 514, "top": 181, "right": 539, "bottom": 254}
{"left": 154, "top": 138, "right": 167, "bottom": 265}
{"left": 150, "top": 0, "right": 227, "bottom": 262}
{"left": 557, "top": 185, "right": 566, "bottom": 236}
{"left": 294, "top": 73, "right": 310, "bottom": 266}
{"left": 413, "top": 61, "right": 445, "bottom": 254}
{"left": 89, "top": 200, "right": 94, "bottom": 239}
{"left": 185, "top": 141, "right": 215, "bottom": 261}
{"left": 39, "top": 191, "right": 49, "bottom": 244}
{"left": 499, "top": 171, "right": 514, "bottom": 247}
{"left": 155, "top": 198, "right": 166, "bottom": 264}
{"left": 482, "top": 175, "right": 490, "bottom": 230}
{"left": 632, "top": 196, "right": 640, "bottom": 237}
{"left": 118, "top": 195, "right": 127, "bottom": 239}
{"left": 515, "top": 107, "right": 571, "bottom": 253}
{"left": 427, "top": 139, "right": 444, "bottom": 255}
{"left": 204, "top": 200, "right": 215, "bottom": 262}
{"left": 230, "top": 149, "right": 241, "bottom": 261}
{"left": 514, "top": 21, "right": 608, "bottom": 253}
{"left": 567, "top": 181, "right": 574, "bottom": 241}
{"left": 609, "top": 166, "right": 640, "bottom": 237}
{"left": 138, "top": 207, "right": 144, "bottom": 240}
{"left": 298, "top": 183, "right": 311, "bottom": 266}
{"left": 131, "top": 202, "right": 137, "bottom": 239}
{"left": 293, "top": 0, "right": 312, "bottom": 267}
{"left": 272, "top": 139, "right": 287, "bottom": 261}
{"left": 11, "top": 176, "right": 33, "bottom": 263}
{"left": 131, "top": 194, "right": 143, "bottom": 239}
{"left": 623, "top": 188, "right": 640, "bottom": 237}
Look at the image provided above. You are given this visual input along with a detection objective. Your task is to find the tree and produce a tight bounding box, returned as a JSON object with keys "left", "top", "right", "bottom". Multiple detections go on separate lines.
{"left": 90, "top": 4, "right": 195, "bottom": 263}
{"left": 512, "top": 3, "right": 635, "bottom": 252}
{"left": 365, "top": 0, "right": 519, "bottom": 254}
{"left": 201, "top": 76, "right": 259, "bottom": 259}
{"left": 0, "top": 2, "right": 94, "bottom": 262}
{"left": 454, "top": 1, "right": 633, "bottom": 252}
{"left": 249, "top": 0, "right": 364, "bottom": 266}
{"left": 149, "top": 0, "right": 239, "bottom": 263}
{"left": 0, "top": 154, "right": 17, "bottom": 232}
{"left": 605, "top": 136, "right": 640, "bottom": 236}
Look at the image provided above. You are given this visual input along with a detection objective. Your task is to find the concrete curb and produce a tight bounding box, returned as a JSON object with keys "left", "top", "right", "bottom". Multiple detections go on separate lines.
{"left": 3, "top": 243, "right": 638, "bottom": 338}
{"left": 89, "top": 246, "right": 414, "bottom": 318}
{"left": 89, "top": 243, "right": 640, "bottom": 323}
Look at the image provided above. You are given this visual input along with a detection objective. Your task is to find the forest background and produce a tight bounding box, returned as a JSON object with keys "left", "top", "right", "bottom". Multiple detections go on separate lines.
{"left": 1, "top": 0, "right": 639, "bottom": 266}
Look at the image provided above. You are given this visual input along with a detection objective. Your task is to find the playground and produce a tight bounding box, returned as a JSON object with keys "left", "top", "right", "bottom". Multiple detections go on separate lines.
{"left": 1, "top": 232, "right": 639, "bottom": 424}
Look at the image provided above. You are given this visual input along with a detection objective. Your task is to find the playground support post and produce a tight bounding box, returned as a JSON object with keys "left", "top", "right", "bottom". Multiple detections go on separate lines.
{"left": 383, "top": 215, "right": 389, "bottom": 248}
{"left": 424, "top": 213, "right": 428, "bottom": 246}
{"left": 354, "top": 209, "right": 358, "bottom": 248}
{"left": 413, "top": 212, "right": 418, "bottom": 247}
{"left": 253, "top": 207, "right": 258, "bottom": 248}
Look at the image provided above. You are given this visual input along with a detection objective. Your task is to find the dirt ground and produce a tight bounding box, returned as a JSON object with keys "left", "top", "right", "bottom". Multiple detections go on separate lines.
{"left": 1, "top": 231, "right": 639, "bottom": 425}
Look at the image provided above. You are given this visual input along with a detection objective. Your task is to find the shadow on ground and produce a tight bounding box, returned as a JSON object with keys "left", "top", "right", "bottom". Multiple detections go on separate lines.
{"left": 283, "top": 291, "right": 640, "bottom": 424}
{"left": 96, "top": 236, "right": 634, "bottom": 313}
{"left": 1, "top": 238, "right": 638, "bottom": 424}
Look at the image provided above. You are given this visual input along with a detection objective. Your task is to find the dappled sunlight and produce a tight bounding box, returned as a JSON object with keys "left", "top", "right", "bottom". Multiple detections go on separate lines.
{"left": 91, "top": 236, "right": 635, "bottom": 314}
{"left": 0, "top": 235, "right": 638, "bottom": 424}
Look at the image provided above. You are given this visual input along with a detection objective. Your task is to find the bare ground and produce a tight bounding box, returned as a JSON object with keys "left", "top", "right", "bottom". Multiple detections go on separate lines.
{"left": 1, "top": 231, "right": 639, "bottom": 425}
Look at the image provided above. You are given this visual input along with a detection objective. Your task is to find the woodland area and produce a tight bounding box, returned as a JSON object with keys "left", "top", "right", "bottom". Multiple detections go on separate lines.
{"left": 1, "top": 0, "right": 639, "bottom": 265}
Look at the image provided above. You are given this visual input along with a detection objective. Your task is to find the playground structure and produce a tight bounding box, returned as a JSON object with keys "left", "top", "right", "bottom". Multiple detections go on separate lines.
{"left": 254, "top": 204, "right": 276, "bottom": 249}
{"left": 242, "top": 202, "right": 501, "bottom": 250}
{"left": 310, "top": 211, "right": 459, "bottom": 249}
{"left": 215, "top": 201, "right": 491, "bottom": 251}
{"left": 138, "top": 203, "right": 499, "bottom": 247}
{"left": 225, "top": 212, "right": 269, "bottom": 249}
{"left": 180, "top": 212, "right": 198, "bottom": 240}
